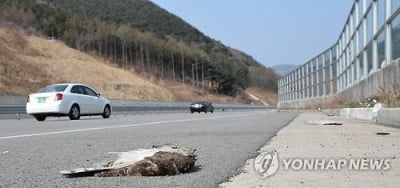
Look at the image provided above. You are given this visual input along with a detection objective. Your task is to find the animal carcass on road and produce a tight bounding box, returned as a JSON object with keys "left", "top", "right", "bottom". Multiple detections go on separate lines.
{"left": 60, "top": 144, "right": 196, "bottom": 177}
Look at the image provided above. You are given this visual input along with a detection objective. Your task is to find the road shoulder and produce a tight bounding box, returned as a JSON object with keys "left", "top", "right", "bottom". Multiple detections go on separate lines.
{"left": 220, "top": 112, "right": 400, "bottom": 188}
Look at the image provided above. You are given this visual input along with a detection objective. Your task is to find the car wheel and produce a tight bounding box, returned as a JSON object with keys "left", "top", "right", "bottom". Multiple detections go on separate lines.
{"left": 102, "top": 105, "right": 111, "bottom": 119}
{"left": 69, "top": 104, "right": 80, "bottom": 120}
{"left": 211, "top": 110, "right": 214, "bottom": 113}
{"left": 34, "top": 115, "right": 46, "bottom": 121}
{"left": 190, "top": 110, "right": 194, "bottom": 113}
{"left": 198, "top": 111, "right": 200, "bottom": 113}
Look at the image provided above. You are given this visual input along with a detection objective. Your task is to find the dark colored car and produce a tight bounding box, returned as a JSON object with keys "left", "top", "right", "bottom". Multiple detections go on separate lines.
{"left": 190, "top": 101, "right": 214, "bottom": 113}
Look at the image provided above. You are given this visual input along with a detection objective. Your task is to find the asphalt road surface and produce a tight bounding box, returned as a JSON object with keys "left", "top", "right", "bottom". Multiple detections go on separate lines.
{"left": 0, "top": 111, "right": 298, "bottom": 188}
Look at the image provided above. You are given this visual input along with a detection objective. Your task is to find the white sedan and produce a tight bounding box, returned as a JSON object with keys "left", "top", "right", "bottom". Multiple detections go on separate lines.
{"left": 26, "top": 83, "right": 112, "bottom": 121}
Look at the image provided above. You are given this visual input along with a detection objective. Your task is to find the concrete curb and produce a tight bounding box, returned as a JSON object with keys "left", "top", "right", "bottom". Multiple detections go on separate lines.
{"left": 322, "top": 108, "right": 400, "bottom": 128}
{"left": 377, "top": 108, "right": 400, "bottom": 128}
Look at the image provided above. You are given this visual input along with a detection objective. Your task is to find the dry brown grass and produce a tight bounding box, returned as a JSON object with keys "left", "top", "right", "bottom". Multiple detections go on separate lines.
{"left": 158, "top": 80, "right": 244, "bottom": 104}
{"left": 324, "top": 96, "right": 344, "bottom": 109}
{"left": 0, "top": 27, "right": 277, "bottom": 104}
{"left": 377, "top": 84, "right": 400, "bottom": 107}
{"left": 246, "top": 87, "right": 278, "bottom": 105}
{"left": 0, "top": 28, "right": 52, "bottom": 94}
{"left": 0, "top": 27, "right": 174, "bottom": 100}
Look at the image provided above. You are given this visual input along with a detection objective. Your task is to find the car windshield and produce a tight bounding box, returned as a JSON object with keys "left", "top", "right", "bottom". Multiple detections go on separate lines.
{"left": 38, "top": 85, "right": 68, "bottom": 93}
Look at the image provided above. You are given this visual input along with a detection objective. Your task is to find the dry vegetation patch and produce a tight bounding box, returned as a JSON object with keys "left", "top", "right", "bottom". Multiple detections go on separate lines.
{"left": 159, "top": 80, "right": 243, "bottom": 104}
{"left": 246, "top": 87, "right": 277, "bottom": 105}
{"left": 0, "top": 27, "right": 174, "bottom": 100}
{"left": 22, "top": 35, "right": 175, "bottom": 100}
{"left": 0, "top": 27, "right": 276, "bottom": 104}
{"left": 0, "top": 28, "right": 52, "bottom": 94}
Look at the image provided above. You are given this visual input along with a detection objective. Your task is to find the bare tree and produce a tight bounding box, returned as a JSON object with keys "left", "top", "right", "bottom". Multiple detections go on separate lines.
{"left": 181, "top": 52, "right": 185, "bottom": 84}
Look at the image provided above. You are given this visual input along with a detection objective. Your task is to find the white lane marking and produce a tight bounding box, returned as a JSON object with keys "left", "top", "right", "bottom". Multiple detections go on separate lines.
{"left": 0, "top": 114, "right": 250, "bottom": 140}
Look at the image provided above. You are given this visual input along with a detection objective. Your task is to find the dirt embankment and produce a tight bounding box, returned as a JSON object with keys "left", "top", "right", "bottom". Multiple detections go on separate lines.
{"left": 0, "top": 27, "right": 276, "bottom": 104}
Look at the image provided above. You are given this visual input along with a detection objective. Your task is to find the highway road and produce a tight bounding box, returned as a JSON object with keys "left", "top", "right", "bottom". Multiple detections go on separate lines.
{"left": 0, "top": 111, "right": 298, "bottom": 187}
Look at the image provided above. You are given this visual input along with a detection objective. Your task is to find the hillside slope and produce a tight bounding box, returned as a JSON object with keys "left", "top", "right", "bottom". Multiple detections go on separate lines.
{"left": 46, "top": 0, "right": 267, "bottom": 66}
{"left": 47, "top": 0, "right": 210, "bottom": 45}
{"left": 0, "top": 0, "right": 279, "bottom": 95}
{"left": 0, "top": 0, "right": 279, "bottom": 104}
{"left": 0, "top": 27, "right": 174, "bottom": 100}
{"left": 0, "top": 27, "right": 268, "bottom": 104}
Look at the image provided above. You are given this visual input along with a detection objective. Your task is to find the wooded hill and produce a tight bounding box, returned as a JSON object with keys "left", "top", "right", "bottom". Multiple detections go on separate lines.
{"left": 0, "top": 0, "right": 279, "bottom": 97}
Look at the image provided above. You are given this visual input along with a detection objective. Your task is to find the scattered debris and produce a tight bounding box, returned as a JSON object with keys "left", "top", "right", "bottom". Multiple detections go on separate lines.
{"left": 307, "top": 120, "right": 343, "bottom": 125}
{"left": 373, "top": 103, "right": 383, "bottom": 113}
{"left": 376, "top": 132, "right": 390, "bottom": 136}
{"left": 60, "top": 144, "right": 196, "bottom": 177}
{"left": 3, "top": 151, "right": 9, "bottom": 154}
{"left": 372, "top": 103, "right": 383, "bottom": 121}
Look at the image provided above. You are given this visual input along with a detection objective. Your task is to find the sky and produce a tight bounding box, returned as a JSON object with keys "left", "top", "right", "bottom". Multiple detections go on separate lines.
{"left": 150, "top": 0, "right": 354, "bottom": 68}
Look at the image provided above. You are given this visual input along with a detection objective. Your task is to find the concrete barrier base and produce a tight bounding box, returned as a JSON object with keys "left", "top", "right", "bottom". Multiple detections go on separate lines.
{"left": 323, "top": 108, "right": 400, "bottom": 128}
{"left": 377, "top": 108, "right": 400, "bottom": 128}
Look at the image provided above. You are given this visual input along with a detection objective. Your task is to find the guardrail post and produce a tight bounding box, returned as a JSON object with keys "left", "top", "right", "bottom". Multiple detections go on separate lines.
{"left": 124, "top": 100, "right": 127, "bottom": 116}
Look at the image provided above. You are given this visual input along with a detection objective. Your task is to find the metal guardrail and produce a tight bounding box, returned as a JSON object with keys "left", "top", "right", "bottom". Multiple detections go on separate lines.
{"left": 0, "top": 95, "right": 274, "bottom": 119}
{"left": 0, "top": 104, "right": 273, "bottom": 115}
{"left": 0, "top": 95, "right": 274, "bottom": 121}
{"left": 0, "top": 105, "right": 26, "bottom": 114}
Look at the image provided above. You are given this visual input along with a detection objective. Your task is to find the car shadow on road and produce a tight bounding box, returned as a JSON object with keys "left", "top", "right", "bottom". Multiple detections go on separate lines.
{"left": 43, "top": 117, "right": 106, "bottom": 122}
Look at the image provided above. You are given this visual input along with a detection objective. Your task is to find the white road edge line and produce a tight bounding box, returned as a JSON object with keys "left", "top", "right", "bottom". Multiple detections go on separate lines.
{"left": 0, "top": 114, "right": 251, "bottom": 140}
